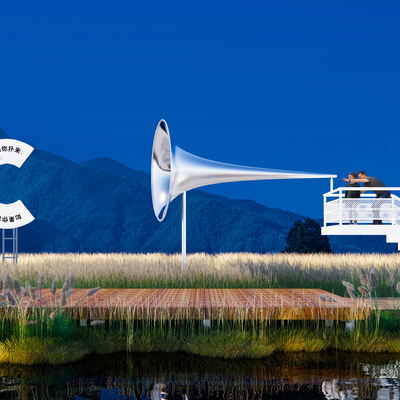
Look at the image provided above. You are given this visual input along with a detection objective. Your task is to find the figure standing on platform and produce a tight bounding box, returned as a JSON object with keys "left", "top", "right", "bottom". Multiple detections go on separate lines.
{"left": 345, "top": 171, "right": 391, "bottom": 225}
{"left": 343, "top": 172, "right": 360, "bottom": 224}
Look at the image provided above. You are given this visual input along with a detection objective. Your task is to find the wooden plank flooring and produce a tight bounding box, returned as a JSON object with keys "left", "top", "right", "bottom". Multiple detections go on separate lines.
{"left": 3, "top": 288, "right": 398, "bottom": 320}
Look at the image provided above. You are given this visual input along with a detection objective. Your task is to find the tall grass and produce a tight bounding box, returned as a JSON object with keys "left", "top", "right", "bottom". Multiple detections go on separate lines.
{"left": 3, "top": 252, "right": 400, "bottom": 296}
{"left": 1, "top": 252, "right": 400, "bottom": 365}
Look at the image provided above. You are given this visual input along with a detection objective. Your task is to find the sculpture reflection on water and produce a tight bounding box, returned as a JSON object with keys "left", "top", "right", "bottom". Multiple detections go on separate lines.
{"left": 1, "top": 353, "right": 400, "bottom": 400}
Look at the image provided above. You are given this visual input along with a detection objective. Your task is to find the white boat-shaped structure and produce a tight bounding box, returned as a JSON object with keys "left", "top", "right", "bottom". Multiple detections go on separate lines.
{"left": 321, "top": 187, "right": 400, "bottom": 250}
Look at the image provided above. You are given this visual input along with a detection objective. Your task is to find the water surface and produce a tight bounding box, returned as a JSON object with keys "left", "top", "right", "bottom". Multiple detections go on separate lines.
{"left": 1, "top": 352, "right": 400, "bottom": 399}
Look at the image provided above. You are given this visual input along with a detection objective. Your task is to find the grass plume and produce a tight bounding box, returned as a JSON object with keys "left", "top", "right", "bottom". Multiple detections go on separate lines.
{"left": 0, "top": 252, "right": 398, "bottom": 297}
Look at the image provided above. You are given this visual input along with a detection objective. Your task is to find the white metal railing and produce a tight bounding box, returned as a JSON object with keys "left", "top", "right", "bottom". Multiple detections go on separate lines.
{"left": 323, "top": 187, "right": 400, "bottom": 227}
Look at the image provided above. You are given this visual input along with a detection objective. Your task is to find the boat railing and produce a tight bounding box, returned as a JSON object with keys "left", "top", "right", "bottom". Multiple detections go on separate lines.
{"left": 323, "top": 187, "right": 400, "bottom": 227}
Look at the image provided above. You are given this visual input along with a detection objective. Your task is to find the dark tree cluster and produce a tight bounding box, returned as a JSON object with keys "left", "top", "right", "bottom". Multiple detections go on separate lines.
{"left": 283, "top": 217, "right": 332, "bottom": 254}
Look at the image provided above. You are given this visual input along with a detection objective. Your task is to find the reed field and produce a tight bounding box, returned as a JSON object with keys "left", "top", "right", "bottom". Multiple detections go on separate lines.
{"left": 1, "top": 252, "right": 400, "bottom": 365}
{"left": 3, "top": 252, "right": 400, "bottom": 296}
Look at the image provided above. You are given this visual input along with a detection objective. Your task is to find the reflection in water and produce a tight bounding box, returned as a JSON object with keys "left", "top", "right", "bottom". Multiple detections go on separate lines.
{"left": 0, "top": 352, "right": 400, "bottom": 399}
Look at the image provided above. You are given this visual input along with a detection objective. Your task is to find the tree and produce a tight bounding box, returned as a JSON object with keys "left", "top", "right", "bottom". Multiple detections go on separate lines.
{"left": 283, "top": 217, "right": 332, "bottom": 254}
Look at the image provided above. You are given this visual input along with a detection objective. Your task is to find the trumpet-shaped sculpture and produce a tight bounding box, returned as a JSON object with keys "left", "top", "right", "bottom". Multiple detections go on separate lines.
{"left": 151, "top": 119, "right": 335, "bottom": 222}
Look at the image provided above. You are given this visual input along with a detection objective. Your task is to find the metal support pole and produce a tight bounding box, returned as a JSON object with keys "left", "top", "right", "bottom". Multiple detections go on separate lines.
{"left": 2, "top": 229, "right": 4, "bottom": 263}
{"left": 182, "top": 191, "right": 186, "bottom": 268}
{"left": 14, "top": 228, "right": 18, "bottom": 264}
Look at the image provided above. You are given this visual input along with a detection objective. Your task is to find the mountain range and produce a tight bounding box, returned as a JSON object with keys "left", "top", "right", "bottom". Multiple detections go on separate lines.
{"left": 0, "top": 127, "right": 397, "bottom": 254}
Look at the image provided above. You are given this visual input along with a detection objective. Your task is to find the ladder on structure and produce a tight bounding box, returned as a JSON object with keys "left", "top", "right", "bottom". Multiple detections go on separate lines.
{"left": 2, "top": 228, "right": 18, "bottom": 263}
{"left": 321, "top": 187, "right": 400, "bottom": 250}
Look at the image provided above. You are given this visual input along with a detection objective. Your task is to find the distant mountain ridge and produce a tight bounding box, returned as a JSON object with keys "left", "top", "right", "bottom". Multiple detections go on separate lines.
{"left": 0, "top": 127, "right": 11, "bottom": 139}
{"left": 0, "top": 129, "right": 396, "bottom": 253}
{"left": 81, "top": 158, "right": 151, "bottom": 188}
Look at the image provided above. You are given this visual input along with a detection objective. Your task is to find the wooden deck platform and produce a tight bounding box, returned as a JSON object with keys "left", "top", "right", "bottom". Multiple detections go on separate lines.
{"left": 6, "top": 288, "right": 399, "bottom": 321}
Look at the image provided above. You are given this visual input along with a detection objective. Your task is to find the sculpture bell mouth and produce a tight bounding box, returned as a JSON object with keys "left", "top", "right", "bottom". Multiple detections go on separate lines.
{"left": 151, "top": 120, "right": 172, "bottom": 221}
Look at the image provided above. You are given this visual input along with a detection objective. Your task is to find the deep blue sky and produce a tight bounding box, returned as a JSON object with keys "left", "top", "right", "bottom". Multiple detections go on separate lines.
{"left": 1, "top": 1, "right": 399, "bottom": 218}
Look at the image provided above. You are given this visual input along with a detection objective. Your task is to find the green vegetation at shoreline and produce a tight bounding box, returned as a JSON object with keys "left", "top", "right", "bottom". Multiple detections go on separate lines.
{"left": 2, "top": 316, "right": 400, "bottom": 365}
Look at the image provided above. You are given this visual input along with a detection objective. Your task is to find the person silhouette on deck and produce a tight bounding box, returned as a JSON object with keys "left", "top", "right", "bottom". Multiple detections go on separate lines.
{"left": 342, "top": 172, "right": 360, "bottom": 224}
{"left": 345, "top": 171, "right": 391, "bottom": 225}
